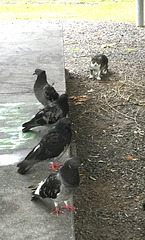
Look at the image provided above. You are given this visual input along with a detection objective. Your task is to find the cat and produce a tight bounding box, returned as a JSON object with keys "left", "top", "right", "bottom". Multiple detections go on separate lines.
{"left": 89, "top": 54, "right": 108, "bottom": 80}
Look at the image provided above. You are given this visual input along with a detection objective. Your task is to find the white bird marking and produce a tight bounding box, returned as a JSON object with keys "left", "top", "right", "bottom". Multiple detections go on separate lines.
{"left": 34, "top": 144, "right": 40, "bottom": 152}
{"left": 35, "top": 179, "right": 46, "bottom": 195}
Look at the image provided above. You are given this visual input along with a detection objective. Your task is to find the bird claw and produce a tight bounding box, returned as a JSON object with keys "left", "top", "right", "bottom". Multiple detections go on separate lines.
{"left": 61, "top": 205, "right": 76, "bottom": 213}
{"left": 51, "top": 206, "right": 63, "bottom": 215}
{"left": 49, "top": 163, "right": 62, "bottom": 171}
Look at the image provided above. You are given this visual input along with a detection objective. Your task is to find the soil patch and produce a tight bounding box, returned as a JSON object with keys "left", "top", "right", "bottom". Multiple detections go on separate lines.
{"left": 63, "top": 20, "right": 145, "bottom": 240}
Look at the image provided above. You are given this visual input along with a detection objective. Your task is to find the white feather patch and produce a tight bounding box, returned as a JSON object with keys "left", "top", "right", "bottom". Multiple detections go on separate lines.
{"left": 35, "top": 179, "right": 46, "bottom": 195}
{"left": 34, "top": 144, "right": 40, "bottom": 152}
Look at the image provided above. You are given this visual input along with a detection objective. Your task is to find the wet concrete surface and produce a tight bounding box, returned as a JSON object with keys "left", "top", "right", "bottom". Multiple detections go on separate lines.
{"left": 0, "top": 20, "right": 74, "bottom": 240}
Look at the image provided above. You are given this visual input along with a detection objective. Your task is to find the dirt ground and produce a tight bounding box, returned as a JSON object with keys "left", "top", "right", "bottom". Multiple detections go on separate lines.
{"left": 63, "top": 20, "right": 145, "bottom": 240}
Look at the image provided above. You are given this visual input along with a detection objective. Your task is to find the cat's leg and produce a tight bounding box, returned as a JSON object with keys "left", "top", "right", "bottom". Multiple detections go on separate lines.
{"left": 89, "top": 69, "right": 94, "bottom": 79}
{"left": 96, "top": 70, "right": 101, "bottom": 80}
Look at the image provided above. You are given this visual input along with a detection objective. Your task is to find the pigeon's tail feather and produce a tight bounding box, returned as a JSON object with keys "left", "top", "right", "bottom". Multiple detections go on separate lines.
{"left": 30, "top": 193, "right": 39, "bottom": 200}
{"left": 17, "top": 160, "right": 35, "bottom": 174}
{"left": 28, "top": 181, "right": 45, "bottom": 200}
{"left": 28, "top": 184, "right": 39, "bottom": 190}
{"left": 22, "top": 118, "right": 37, "bottom": 132}
{"left": 17, "top": 166, "right": 30, "bottom": 174}
{"left": 28, "top": 184, "right": 38, "bottom": 200}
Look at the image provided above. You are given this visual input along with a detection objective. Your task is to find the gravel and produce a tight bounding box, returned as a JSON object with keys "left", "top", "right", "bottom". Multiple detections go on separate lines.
{"left": 62, "top": 20, "right": 145, "bottom": 240}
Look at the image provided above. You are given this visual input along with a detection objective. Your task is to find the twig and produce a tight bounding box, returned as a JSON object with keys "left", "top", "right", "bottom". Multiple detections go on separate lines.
{"left": 100, "top": 106, "right": 110, "bottom": 113}
{"left": 131, "top": 99, "right": 145, "bottom": 106}
{"left": 103, "top": 94, "right": 135, "bottom": 120}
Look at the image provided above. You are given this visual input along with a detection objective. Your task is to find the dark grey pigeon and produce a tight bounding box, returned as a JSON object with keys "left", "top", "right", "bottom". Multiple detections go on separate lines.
{"left": 17, "top": 117, "right": 72, "bottom": 174}
{"left": 22, "top": 94, "right": 69, "bottom": 132}
{"left": 33, "top": 69, "right": 59, "bottom": 106}
{"left": 29, "top": 157, "right": 81, "bottom": 215}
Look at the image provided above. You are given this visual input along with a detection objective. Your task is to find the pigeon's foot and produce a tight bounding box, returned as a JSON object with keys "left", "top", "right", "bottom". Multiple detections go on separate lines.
{"left": 61, "top": 205, "right": 75, "bottom": 213}
{"left": 51, "top": 206, "right": 63, "bottom": 215}
{"left": 49, "top": 162, "right": 62, "bottom": 171}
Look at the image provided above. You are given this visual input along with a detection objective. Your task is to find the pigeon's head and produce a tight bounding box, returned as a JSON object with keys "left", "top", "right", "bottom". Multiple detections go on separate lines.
{"left": 58, "top": 93, "right": 68, "bottom": 103}
{"left": 64, "top": 157, "right": 81, "bottom": 169}
{"left": 33, "top": 69, "right": 45, "bottom": 75}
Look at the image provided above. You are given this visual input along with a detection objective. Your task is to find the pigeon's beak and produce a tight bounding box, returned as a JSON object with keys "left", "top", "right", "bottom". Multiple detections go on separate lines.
{"left": 33, "top": 72, "right": 36, "bottom": 75}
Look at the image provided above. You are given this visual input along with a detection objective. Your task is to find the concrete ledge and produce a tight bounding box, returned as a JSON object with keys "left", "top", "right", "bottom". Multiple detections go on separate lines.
{"left": 0, "top": 20, "right": 75, "bottom": 240}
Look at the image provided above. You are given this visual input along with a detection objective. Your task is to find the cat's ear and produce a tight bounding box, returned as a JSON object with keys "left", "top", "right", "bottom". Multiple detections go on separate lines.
{"left": 98, "top": 56, "right": 102, "bottom": 61}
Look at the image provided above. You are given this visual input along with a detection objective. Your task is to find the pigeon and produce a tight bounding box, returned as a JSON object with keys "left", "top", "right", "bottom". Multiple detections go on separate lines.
{"left": 22, "top": 94, "right": 69, "bottom": 132}
{"left": 33, "top": 69, "right": 59, "bottom": 106}
{"left": 29, "top": 157, "right": 81, "bottom": 215}
{"left": 17, "top": 117, "right": 72, "bottom": 174}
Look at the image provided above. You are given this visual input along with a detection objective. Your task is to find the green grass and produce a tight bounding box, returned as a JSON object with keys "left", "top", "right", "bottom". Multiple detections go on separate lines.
{"left": 0, "top": 0, "right": 142, "bottom": 23}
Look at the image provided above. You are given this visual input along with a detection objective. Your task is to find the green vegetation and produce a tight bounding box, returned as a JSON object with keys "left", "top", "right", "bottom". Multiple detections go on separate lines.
{"left": 0, "top": 0, "right": 140, "bottom": 23}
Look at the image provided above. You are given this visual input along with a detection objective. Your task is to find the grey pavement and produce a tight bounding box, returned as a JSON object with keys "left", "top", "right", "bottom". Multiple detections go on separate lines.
{"left": 0, "top": 20, "right": 75, "bottom": 240}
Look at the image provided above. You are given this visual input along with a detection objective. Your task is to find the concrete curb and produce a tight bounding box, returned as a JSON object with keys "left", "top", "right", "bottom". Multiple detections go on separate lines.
{"left": 0, "top": 20, "right": 75, "bottom": 240}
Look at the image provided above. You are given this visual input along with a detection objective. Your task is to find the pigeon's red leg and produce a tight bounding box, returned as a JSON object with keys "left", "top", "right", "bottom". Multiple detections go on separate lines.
{"left": 51, "top": 206, "right": 63, "bottom": 215}
{"left": 61, "top": 201, "right": 76, "bottom": 213}
{"left": 49, "top": 162, "right": 62, "bottom": 171}
{"left": 61, "top": 205, "right": 75, "bottom": 213}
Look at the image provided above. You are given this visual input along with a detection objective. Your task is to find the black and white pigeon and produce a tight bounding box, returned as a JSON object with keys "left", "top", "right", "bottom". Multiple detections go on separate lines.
{"left": 22, "top": 93, "right": 69, "bottom": 132}
{"left": 33, "top": 69, "right": 59, "bottom": 106}
{"left": 17, "top": 117, "right": 72, "bottom": 174}
{"left": 29, "top": 157, "right": 81, "bottom": 215}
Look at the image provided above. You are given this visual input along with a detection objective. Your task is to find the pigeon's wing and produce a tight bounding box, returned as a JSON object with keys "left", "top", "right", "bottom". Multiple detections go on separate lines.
{"left": 22, "top": 117, "right": 39, "bottom": 132}
{"left": 32, "top": 104, "right": 63, "bottom": 126}
{"left": 34, "top": 108, "right": 52, "bottom": 125}
{"left": 22, "top": 109, "right": 48, "bottom": 132}
{"left": 28, "top": 129, "right": 71, "bottom": 164}
{"left": 17, "top": 141, "right": 45, "bottom": 174}
{"left": 34, "top": 71, "right": 48, "bottom": 106}
{"left": 44, "top": 104, "right": 63, "bottom": 124}
{"left": 34, "top": 88, "right": 48, "bottom": 106}
{"left": 18, "top": 132, "right": 60, "bottom": 163}
{"left": 39, "top": 172, "right": 61, "bottom": 199}
{"left": 44, "top": 84, "right": 59, "bottom": 102}
{"left": 41, "top": 130, "right": 70, "bottom": 158}
{"left": 17, "top": 129, "right": 71, "bottom": 174}
{"left": 22, "top": 104, "right": 63, "bottom": 132}
{"left": 41, "top": 97, "right": 69, "bottom": 125}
